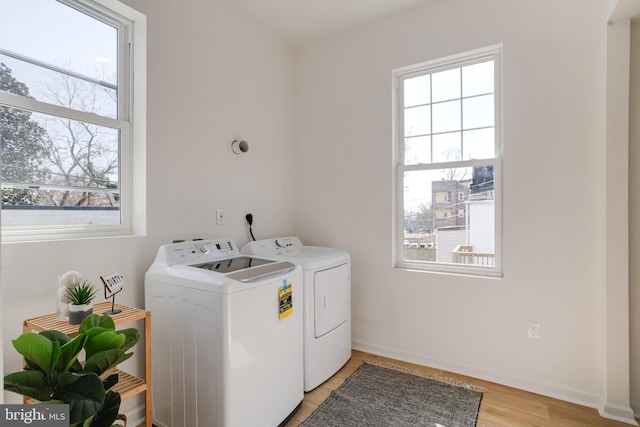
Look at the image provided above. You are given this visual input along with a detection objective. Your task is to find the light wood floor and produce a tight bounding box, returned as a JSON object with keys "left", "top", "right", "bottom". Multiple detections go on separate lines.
{"left": 284, "top": 350, "right": 638, "bottom": 427}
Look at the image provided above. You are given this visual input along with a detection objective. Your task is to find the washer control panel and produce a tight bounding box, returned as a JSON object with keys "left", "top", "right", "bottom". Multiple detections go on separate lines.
{"left": 164, "top": 239, "right": 238, "bottom": 265}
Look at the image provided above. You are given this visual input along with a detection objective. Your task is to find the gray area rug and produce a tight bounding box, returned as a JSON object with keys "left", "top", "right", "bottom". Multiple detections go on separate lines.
{"left": 300, "top": 362, "right": 483, "bottom": 427}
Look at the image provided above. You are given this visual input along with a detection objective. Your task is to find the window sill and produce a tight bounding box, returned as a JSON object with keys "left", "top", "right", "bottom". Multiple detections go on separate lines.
{"left": 1, "top": 226, "right": 139, "bottom": 244}
{"left": 395, "top": 261, "right": 503, "bottom": 279}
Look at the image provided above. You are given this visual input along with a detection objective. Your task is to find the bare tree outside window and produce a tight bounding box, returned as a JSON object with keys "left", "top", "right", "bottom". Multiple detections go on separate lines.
{"left": 38, "top": 67, "right": 119, "bottom": 207}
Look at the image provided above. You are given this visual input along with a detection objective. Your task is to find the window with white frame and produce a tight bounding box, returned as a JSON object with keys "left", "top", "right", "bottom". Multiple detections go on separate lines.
{"left": 0, "top": 0, "right": 144, "bottom": 240}
{"left": 394, "top": 45, "right": 502, "bottom": 277}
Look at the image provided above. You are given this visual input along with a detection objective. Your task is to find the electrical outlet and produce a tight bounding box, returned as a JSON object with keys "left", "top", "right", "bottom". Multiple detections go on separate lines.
{"left": 527, "top": 321, "right": 541, "bottom": 340}
{"left": 216, "top": 208, "right": 224, "bottom": 225}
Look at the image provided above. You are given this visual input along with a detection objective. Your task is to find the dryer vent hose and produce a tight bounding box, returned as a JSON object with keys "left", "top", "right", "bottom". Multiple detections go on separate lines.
{"left": 246, "top": 214, "right": 256, "bottom": 241}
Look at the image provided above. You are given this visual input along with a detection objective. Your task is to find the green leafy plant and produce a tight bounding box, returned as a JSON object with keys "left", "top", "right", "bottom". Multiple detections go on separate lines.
{"left": 4, "top": 314, "right": 140, "bottom": 427}
{"left": 66, "top": 280, "right": 97, "bottom": 305}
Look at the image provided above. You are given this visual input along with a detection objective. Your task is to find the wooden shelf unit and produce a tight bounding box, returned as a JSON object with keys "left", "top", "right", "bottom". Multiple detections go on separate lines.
{"left": 23, "top": 302, "right": 152, "bottom": 427}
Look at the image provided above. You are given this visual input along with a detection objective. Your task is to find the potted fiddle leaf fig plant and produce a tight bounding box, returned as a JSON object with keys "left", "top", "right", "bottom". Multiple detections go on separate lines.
{"left": 4, "top": 314, "right": 140, "bottom": 427}
{"left": 66, "top": 280, "right": 97, "bottom": 324}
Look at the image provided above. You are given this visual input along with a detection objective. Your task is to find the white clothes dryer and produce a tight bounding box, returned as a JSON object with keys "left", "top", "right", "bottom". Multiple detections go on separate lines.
{"left": 145, "top": 239, "right": 303, "bottom": 427}
{"left": 242, "top": 236, "right": 351, "bottom": 391}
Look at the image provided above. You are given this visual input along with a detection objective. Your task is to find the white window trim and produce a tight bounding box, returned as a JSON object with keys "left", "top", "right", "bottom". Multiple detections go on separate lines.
{"left": 0, "top": 0, "right": 146, "bottom": 243}
{"left": 392, "top": 44, "right": 503, "bottom": 278}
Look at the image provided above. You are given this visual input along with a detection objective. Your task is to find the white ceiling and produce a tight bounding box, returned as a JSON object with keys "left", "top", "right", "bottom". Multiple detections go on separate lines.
{"left": 230, "top": 0, "right": 428, "bottom": 46}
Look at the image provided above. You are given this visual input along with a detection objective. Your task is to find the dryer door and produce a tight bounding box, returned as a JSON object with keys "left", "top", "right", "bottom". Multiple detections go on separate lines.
{"left": 314, "top": 263, "right": 350, "bottom": 338}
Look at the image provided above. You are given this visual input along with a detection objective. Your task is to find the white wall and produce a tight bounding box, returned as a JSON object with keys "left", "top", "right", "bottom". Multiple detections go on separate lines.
{"left": 294, "top": 0, "right": 629, "bottom": 418}
{"left": 603, "top": 11, "right": 635, "bottom": 422}
{"left": 1, "top": 0, "right": 296, "bottom": 419}
{"left": 629, "top": 18, "right": 640, "bottom": 417}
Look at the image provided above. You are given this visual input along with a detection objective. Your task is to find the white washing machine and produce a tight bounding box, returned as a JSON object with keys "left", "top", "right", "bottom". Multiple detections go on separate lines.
{"left": 242, "top": 236, "right": 351, "bottom": 391}
{"left": 145, "top": 239, "right": 303, "bottom": 427}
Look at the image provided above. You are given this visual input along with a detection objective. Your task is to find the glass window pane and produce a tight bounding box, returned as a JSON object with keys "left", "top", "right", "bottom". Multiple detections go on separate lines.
{"left": 403, "top": 166, "right": 495, "bottom": 266}
{"left": 404, "top": 75, "right": 430, "bottom": 107}
{"left": 463, "top": 128, "right": 494, "bottom": 160}
{"left": 462, "top": 60, "right": 494, "bottom": 97}
{"left": 1, "top": 106, "right": 121, "bottom": 226}
{"left": 431, "top": 68, "right": 460, "bottom": 102}
{"left": 432, "top": 132, "right": 461, "bottom": 163}
{"left": 403, "top": 168, "right": 440, "bottom": 221}
{"left": 463, "top": 95, "right": 493, "bottom": 129}
{"left": 35, "top": 112, "right": 119, "bottom": 189}
{"left": 1, "top": 194, "right": 120, "bottom": 227}
{"left": 404, "top": 136, "right": 431, "bottom": 165}
{"left": 432, "top": 100, "right": 460, "bottom": 134}
{"left": 404, "top": 105, "right": 430, "bottom": 136}
{"left": 0, "top": 55, "right": 117, "bottom": 119}
{"left": 403, "top": 169, "right": 437, "bottom": 260}
{"left": 0, "top": 0, "right": 118, "bottom": 118}
{"left": 0, "top": 0, "right": 118, "bottom": 84}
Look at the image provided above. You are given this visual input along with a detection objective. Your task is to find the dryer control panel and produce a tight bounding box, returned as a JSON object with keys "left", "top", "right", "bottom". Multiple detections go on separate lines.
{"left": 243, "top": 236, "right": 303, "bottom": 255}
{"left": 162, "top": 239, "right": 239, "bottom": 265}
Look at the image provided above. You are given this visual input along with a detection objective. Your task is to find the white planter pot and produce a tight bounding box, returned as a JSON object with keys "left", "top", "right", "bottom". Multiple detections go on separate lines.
{"left": 69, "top": 303, "right": 93, "bottom": 325}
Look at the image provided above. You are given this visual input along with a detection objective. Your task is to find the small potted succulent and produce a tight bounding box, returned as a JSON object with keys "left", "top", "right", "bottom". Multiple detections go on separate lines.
{"left": 66, "top": 280, "right": 97, "bottom": 324}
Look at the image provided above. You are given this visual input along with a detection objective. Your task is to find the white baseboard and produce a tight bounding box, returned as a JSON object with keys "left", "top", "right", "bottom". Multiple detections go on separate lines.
{"left": 352, "top": 339, "right": 638, "bottom": 425}
{"left": 632, "top": 401, "right": 640, "bottom": 421}
{"left": 599, "top": 401, "right": 639, "bottom": 425}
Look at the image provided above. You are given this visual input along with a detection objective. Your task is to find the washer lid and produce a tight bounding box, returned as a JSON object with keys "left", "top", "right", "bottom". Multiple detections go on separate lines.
{"left": 193, "top": 256, "right": 274, "bottom": 274}
{"left": 226, "top": 261, "right": 297, "bottom": 282}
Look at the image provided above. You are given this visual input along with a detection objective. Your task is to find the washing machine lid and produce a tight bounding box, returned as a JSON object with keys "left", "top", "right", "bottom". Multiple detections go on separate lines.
{"left": 193, "top": 256, "right": 274, "bottom": 274}
{"left": 193, "top": 256, "right": 297, "bottom": 282}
